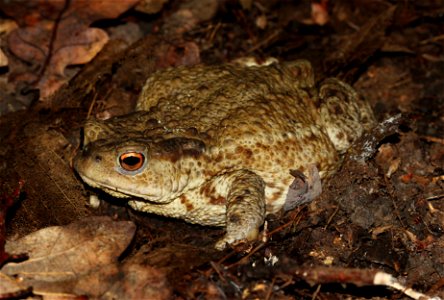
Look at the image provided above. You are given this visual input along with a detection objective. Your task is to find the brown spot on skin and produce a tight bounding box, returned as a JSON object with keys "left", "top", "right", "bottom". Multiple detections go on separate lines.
{"left": 180, "top": 195, "right": 194, "bottom": 211}
{"left": 234, "top": 146, "right": 253, "bottom": 159}
{"left": 232, "top": 196, "right": 244, "bottom": 204}
{"left": 152, "top": 149, "right": 180, "bottom": 163}
{"left": 200, "top": 184, "right": 216, "bottom": 198}
{"left": 336, "top": 132, "right": 345, "bottom": 140}
{"left": 330, "top": 103, "right": 343, "bottom": 115}
{"left": 151, "top": 138, "right": 205, "bottom": 162}
{"left": 203, "top": 169, "right": 218, "bottom": 177}
{"left": 255, "top": 142, "right": 270, "bottom": 151}
{"left": 244, "top": 149, "right": 253, "bottom": 159}
{"left": 214, "top": 154, "right": 224, "bottom": 163}
{"left": 270, "top": 191, "right": 282, "bottom": 202}
{"left": 200, "top": 184, "right": 209, "bottom": 196}
{"left": 180, "top": 195, "right": 188, "bottom": 204}
{"left": 200, "top": 184, "right": 226, "bottom": 205}
{"left": 209, "top": 196, "right": 226, "bottom": 205}
{"left": 197, "top": 84, "right": 210, "bottom": 92}
{"left": 186, "top": 203, "right": 194, "bottom": 211}
{"left": 307, "top": 132, "right": 317, "bottom": 142}
{"left": 267, "top": 182, "right": 276, "bottom": 188}
{"left": 185, "top": 127, "right": 199, "bottom": 136}
{"left": 229, "top": 214, "right": 241, "bottom": 223}
{"left": 225, "top": 153, "right": 234, "bottom": 161}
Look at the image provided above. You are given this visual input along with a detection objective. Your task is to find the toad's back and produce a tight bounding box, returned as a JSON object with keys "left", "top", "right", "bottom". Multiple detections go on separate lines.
{"left": 137, "top": 62, "right": 320, "bottom": 134}
{"left": 136, "top": 62, "right": 371, "bottom": 179}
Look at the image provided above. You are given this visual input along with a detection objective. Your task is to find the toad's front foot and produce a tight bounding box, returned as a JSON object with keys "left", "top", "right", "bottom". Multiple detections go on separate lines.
{"left": 214, "top": 169, "right": 266, "bottom": 250}
{"left": 215, "top": 225, "right": 260, "bottom": 250}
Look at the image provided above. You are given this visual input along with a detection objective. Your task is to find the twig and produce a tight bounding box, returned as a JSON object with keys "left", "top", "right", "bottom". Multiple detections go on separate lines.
{"left": 224, "top": 242, "right": 266, "bottom": 269}
{"left": 289, "top": 267, "right": 441, "bottom": 300}
{"left": 420, "top": 135, "right": 444, "bottom": 145}
{"left": 267, "top": 206, "right": 304, "bottom": 237}
{"left": 248, "top": 29, "right": 281, "bottom": 53}
{"left": 264, "top": 276, "right": 276, "bottom": 300}
{"left": 86, "top": 89, "right": 98, "bottom": 119}
{"left": 311, "top": 284, "right": 321, "bottom": 300}
{"left": 324, "top": 204, "right": 340, "bottom": 229}
{"left": 35, "top": 0, "right": 71, "bottom": 84}
{"left": 426, "top": 194, "right": 444, "bottom": 201}
{"left": 384, "top": 176, "right": 405, "bottom": 227}
{"left": 210, "top": 261, "right": 227, "bottom": 283}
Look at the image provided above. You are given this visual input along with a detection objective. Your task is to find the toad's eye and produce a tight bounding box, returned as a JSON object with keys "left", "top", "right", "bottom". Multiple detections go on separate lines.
{"left": 119, "top": 152, "right": 145, "bottom": 171}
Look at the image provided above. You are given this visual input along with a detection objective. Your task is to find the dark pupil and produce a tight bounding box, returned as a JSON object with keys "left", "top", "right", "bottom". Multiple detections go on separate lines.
{"left": 122, "top": 156, "right": 141, "bottom": 166}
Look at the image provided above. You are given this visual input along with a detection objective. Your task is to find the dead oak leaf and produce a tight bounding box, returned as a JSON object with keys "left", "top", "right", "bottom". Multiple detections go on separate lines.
{"left": 2, "top": 0, "right": 139, "bottom": 101}
{"left": 0, "top": 217, "right": 136, "bottom": 295}
{"left": 0, "top": 272, "right": 31, "bottom": 298}
{"left": 73, "top": 263, "right": 171, "bottom": 299}
{"left": 284, "top": 164, "right": 322, "bottom": 211}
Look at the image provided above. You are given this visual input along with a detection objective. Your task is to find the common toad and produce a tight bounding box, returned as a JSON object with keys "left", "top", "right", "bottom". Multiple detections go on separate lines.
{"left": 74, "top": 60, "right": 375, "bottom": 249}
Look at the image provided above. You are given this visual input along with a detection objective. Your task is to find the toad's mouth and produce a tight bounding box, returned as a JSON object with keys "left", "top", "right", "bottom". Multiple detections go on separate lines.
{"left": 78, "top": 173, "right": 162, "bottom": 202}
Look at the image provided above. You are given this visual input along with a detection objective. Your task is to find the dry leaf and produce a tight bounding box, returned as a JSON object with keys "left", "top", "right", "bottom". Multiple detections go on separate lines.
{"left": 154, "top": 41, "right": 201, "bottom": 69}
{"left": 0, "top": 271, "right": 30, "bottom": 296}
{"left": 136, "top": 0, "right": 169, "bottom": 14}
{"left": 161, "top": 0, "right": 218, "bottom": 36}
{"left": 1, "top": 217, "right": 136, "bottom": 296}
{"left": 75, "top": 263, "right": 171, "bottom": 299}
{"left": 255, "top": 15, "right": 267, "bottom": 30}
{"left": 0, "top": 49, "right": 7, "bottom": 67}
{"left": 311, "top": 1, "right": 329, "bottom": 26}
{"left": 0, "top": 19, "right": 18, "bottom": 67}
{"left": 284, "top": 164, "right": 322, "bottom": 211}
{"left": 2, "top": 0, "right": 139, "bottom": 101}
{"left": 239, "top": 0, "right": 253, "bottom": 10}
{"left": 375, "top": 143, "right": 401, "bottom": 178}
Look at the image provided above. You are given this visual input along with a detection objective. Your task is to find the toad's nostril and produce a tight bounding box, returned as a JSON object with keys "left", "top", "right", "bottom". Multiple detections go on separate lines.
{"left": 82, "top": 144, "right": 90, "bottom": 154}
{"left": 95, "top": 155, "right": 102, "bottom": 163}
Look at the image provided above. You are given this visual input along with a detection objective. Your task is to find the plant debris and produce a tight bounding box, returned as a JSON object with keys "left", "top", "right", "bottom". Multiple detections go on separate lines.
{"left": 0, "top": 0, "right": 443, "bottom": 299}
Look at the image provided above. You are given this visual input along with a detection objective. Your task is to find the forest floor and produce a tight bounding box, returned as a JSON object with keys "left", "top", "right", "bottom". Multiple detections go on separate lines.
{"left": 0, "top": 1, "right": 443, "bottom": 299}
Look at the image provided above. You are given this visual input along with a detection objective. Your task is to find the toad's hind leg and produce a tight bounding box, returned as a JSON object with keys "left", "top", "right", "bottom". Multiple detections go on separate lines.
{"left": 215, "top": 169, "right": 266, "bottom": 250}
{"left": 319, "top": 78, "right": 376, "bottom": 153}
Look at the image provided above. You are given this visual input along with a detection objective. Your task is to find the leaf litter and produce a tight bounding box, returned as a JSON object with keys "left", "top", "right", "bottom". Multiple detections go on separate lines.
{"left": 0, "top": 0, "right": 443, "bottom": 299}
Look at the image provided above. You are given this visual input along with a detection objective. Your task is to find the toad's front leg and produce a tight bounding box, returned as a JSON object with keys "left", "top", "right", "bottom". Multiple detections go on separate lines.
{"left": 215, "top": 169, "right": 266, "bottom": 250}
